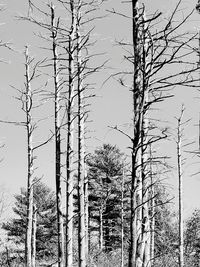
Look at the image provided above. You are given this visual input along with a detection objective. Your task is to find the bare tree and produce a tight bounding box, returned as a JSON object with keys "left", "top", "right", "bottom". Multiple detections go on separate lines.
{"left": 77, "top": 1, "right": 86, "bottom": 266}
{"left": 64, "top": 1, "right": 77, "bottom": 266}
{"left": 24, "top": 46, "right": 35, "bottom": 267}
{"left": 23, "top": 47, "right": 53, "bottom": 267}
{"left": 50, "top": 5, "right": 65, "bottom": 267}
{"left": 176, "top": 106, "right": 185, "bottom": 267}
{"left": 107, "top": 1, "right": 199, "bottom": 266}
{"left": 19, "top": 5, "right": 66, "bottom": 265}
{"left": 66, "top": 1, "right": 106, "bottom": 264}
{"left": 0, "top": 46, "right": 53, "bottom": 266}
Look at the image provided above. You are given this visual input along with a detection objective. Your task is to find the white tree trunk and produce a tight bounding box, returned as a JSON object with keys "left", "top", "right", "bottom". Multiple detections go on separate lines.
{"left": 84, "top": 169, "right": 89, "bottom": 263}
{"left": 177, "top": 108, "right": 184, "bottom": 267}
{"left": 66, "top": 1, "right": 76, "bottom": 266}
{"left": 77, "top": 1, "right": 86, "bottom": 265}
{"left": 31, "top": 204, "right": 37, "bottom": 267}
{"left": 24, "top": 46, "right": 34, "bottom": 267}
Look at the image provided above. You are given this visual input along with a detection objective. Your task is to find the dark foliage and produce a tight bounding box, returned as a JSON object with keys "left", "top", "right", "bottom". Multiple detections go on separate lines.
{"left": 2, "top": 181, "right": 57, "bottom": 260}
{"left": 87, "top": 144, "right": 127, "bottom": 251}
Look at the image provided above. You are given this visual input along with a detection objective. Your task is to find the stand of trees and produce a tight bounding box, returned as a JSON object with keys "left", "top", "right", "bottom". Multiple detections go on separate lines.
{"left": 1, "top": 0, "right": 200, "bottom": 267}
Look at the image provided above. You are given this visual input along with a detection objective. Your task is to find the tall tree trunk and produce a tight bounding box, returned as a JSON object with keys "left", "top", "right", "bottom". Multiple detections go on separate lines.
{"left": 137, "top": 123, "right": 146, "bottom": 267}
{"left": 135, "top": 150, "right": 142, "bottom": 267}
{"left": 129, "top": 0, "right": 142, "bottom": 266}
{"left": 25, "top": 46, "right": 34, "bottom": 267}
{"left": 177, "top": 108, "right": 184, "bottom": 267}
{"left": 129, "top": 2, "right": 152, "bottom": 265}
{"left": 129, "top": 155, "right": 137, "bottom": 267}
{"left": 139, "top": 18, "right": 151, "bottom": 266}
{"left": 121, "top": 168, "right": 125, "bottom": 267}
{"left": 51, "top": 5, "right": 65, "bottom": 267}
{"left": 66, "top": 1, "right": 76, "bottom": 266}
{"left": 31, "top": 204, "right": 37, "bottom": 267}
{"left": 84, "top": 169, "right": 89, "bottom": 263}
{"left": 77, "top": 1, "right": 86, "bottom": 265}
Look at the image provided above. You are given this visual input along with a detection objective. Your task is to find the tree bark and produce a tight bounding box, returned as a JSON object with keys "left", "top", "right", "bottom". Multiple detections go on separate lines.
{"left": 31, "top": 204, "right": 37, "bottom": 267}
{"left": 177, "top": 108, "right": 184, "bottom": 267}
{"left": 51, "top": 5, "right": 65, "bottom": 267}
{"left": 129, "top": 2, "right": 152, "bottom": 265}
{"left": 84, "top": 169, "right": 89, "bottom": 263}
{"left": 129, "top": 1, "right": 142, "bottom": 265}
{"left": 24, "top": 46, "right": 34, "bottom": 267}
{"left": 138, "top": 16, "right": 151, "bottom": 266}
{"left": 121, "top": 168, "right": 125, "bottom": 267}
{"left": 129, "top": 155, "right": 138, "bottom": 267}
{"left": 77, "top": 1, "right": 86, "bottom": 265}
{"left": 66, "top": 1, "right": 76, "bottom": 266}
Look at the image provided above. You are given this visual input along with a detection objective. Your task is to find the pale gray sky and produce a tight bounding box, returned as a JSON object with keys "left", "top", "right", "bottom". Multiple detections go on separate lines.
{"left": 0, "top": 0, "right": 200, "bottom": 221}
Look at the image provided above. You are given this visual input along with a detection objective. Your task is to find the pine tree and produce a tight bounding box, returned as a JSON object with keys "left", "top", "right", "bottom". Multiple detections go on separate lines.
{"left": 87, "top": 144, "right": 126, "bottom": 252}
{"left": 2, "top": 182, "right": 57, "bottom": 261}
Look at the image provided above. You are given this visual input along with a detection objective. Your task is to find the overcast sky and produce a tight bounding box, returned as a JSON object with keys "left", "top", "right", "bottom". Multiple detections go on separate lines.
{"left": 0, "top": 0, "right": 200, "bottom": 221}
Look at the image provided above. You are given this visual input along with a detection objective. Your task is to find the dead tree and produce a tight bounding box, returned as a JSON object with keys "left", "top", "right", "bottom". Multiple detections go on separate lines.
{"left": 176, "top": 106, "right": 185, "bottom": 267}
{"left": 24, "top": 46, "right": 35, "bottom": 267}
{"left": 23, "top": 48, "right": 52, "bottom": 267}
{"left": 64, "top": 1, "right": 77, "bottom": 266}
{"left": 108, "top": 1, "right": 199, "bottom": 266}
{"left": 20, "top": 1, "right": 112, "bottom": 265}
{"left": 16, "top": 47, "right": 45, "bottom": 267}
{"left": 129, "top": 3, "right": 196, "bottom": 263}
{"left": 128, "top": 2, "right": 150, "bottom": 266}
{"left": 65, "top": 1, "right": 106, "bottom": 264}
{"left": 0, "top": 47, "right": 53, "bottom": 266}
{"left": 19, "top": 5, "right": 66, "bottom": 265}
{"left": 50, "top": 5, "right": 65, "bottom": 267}
{"left": 77, "top": 1, "right": 86, "bottom": 266}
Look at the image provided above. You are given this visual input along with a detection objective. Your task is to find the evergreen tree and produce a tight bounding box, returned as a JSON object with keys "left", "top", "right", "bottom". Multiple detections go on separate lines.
{"left": 87, "top": 144, "right": 126, "bottom": 252}
{"left": 2, "top": 182, "right": 57, "bottom": 260}
{"left": 185, "top": 209, "right": 200, "bottom": 265}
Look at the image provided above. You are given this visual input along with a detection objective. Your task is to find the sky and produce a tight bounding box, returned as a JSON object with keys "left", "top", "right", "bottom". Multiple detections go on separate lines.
{"left": 0, "top": 0, "right": 200, "bottom": 223}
